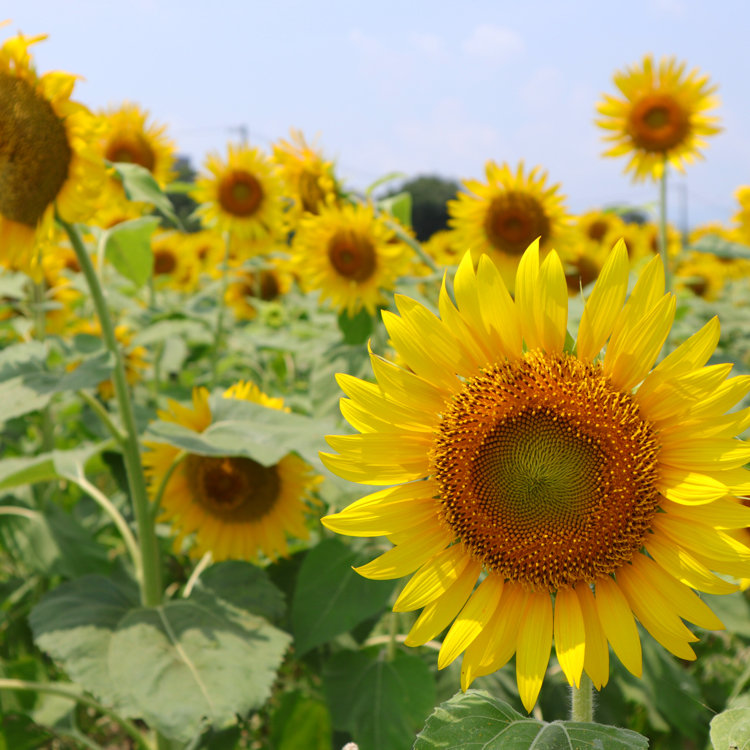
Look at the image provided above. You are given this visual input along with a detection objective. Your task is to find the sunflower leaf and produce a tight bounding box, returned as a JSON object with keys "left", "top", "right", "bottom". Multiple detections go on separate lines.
{"left": 269, "top": 690, "right": 332, "bottom": 750}
{"left": 414, "top": 690, "right": 648, "bottom": 749}
{"left": 710, "top": 707, "right": 750, "bottom": 750}
{"left": 101, "top": 216, "right": 159, "bottom": 289}
{"left": 323, "top": 647, "right": 435, "bottom": 750}
{"left": 107, "top": 599, "right": 291, "bottom": 742}
{"left": 290, "top": 538, "right": 397, "bottom": 655}
{"left": 110, "top": 161, "right": 183, "bottom": 229}
{"left": 338, "top": 307, "right": 375, "bottom": 346}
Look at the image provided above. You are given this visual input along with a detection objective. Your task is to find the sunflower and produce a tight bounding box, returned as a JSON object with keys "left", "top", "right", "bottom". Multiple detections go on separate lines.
{"left": 0, "top": 31, "right": 105, "bottom": 276}
{"left": 191, "top": 143, "right": 286, "bottom": 241}
{"left": 447, "top": 161, "right": 569, "bottom": 292}
{"left": 290, "top": 201, "right": 407, "bottom": 316}
{"left": 272, "top": 128, "right": 339, "bottom": 219}
{"left": 143, "top": 382, "right": 320, "bottom": 562}
{"left": 225, "top": 261, "right": 292, "bottom": 321}
{"left": 321, "top": 239, "right": 750, "bottom": 712}
{"left": 151, "top": 231, "right": 199, "bottom": 291}
{"left": 597, "top": 55, "right": 721, "bottom": 181}
{"left": 674, "top": 250, "right": 728, "bottom": 301}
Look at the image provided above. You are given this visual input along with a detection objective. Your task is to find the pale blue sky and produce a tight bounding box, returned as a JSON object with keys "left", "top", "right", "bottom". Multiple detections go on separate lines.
{"left": 9, "top": 0, "right": 750, "bottom": 228}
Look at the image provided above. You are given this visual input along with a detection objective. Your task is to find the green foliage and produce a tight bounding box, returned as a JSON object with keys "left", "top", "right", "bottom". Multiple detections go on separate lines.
{"left": 383, "top": 175, "right": 460, "bottom": 240}
{"left": 291, "top": 538, "right": 397, "bottom": 654}
{"left": 710, "top": 707, "right": 750, "bottom": 750}
{"left": 338, "top": 307, "right": 375, "bottom": 345}
{"left": 414, "top": 690, "right": 648, "bottom": 749}
{"left": 101, "top": 216, "right": 159, "bottom": 288}
{"left": 0, "top": 714, "right": 54, "bottom": 750}
{"left": 269, "top": 690, "right": 332, "bottom": 750}
{"left": 378, "top": 190, "right": 413, "bottom": 229}
{"left": 324, "top": 647, "right": 436, "bottom": 750}
{"left": 110, "top": 161, "right": 183, "bottom": 228}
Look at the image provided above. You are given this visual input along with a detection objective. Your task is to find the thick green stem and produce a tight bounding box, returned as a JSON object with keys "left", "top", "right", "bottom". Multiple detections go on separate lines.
{"left": 77, "top": 389, "right": 126, "bottom": 445}
{"left": 0, "top": 679, "right": 152, "bottom": 750}
{"left": 570, "top": 672, "right": 594, "bottom": 722}
{"left": 658, "top": 161, "right": 671, "bottom": 293}
{"left": 59, "top": 217, "right": 162, "bottom": 607}
{"left": 210, "top": 233, "right": 232, "bottom": 386}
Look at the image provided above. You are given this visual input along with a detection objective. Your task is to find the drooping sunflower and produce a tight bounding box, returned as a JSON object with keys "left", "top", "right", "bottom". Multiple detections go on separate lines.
{"left": 144, "top": 382, "right": 320, "bottom": 562}
{"left": 597, "top": 55, "right": 721, "bottom": 181}
{"left": 321, "top": 239, "right": 750, "bottom": 712}
{"left": 290, "top": 201, "right": 407, "bottom": 316}
{"left": 272, "top": 128, "right": 340, "bottom": 219}
{"left": 447, "top": 161, "right": 569, "bottom": 292}
{"left": 191, "top": 143, "right": 286, "bottom": 241}
{"left": 0, "top": 31, "right": 105, "bottom": 275}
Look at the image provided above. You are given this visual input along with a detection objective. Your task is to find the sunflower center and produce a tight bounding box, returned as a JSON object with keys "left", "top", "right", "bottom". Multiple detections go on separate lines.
{"left": 587, "top": 219, "right": 609, "bottom": 242}
{"left": 432, "top": 351, "right": 660, "bottom": 590}
{"left": 105, "top": 133, "right": 156, "bottom": 172}
{"left": 484, "top": 191, "right": 551, "bottom": 256}
{"left": 565, "top": 255, "right": 600, "bottom": 293}
{"left": 628, "top": 93, "right": 690, "bottom": 152}
{"left": 185, "top": 454, "right": 280, "bottom": 519}
{"left": 242, "top": 271, "right": 280, "bottom": 301}
{"left": 298, "top": 170, "right": 327, "bottom": 213}
{"left": 0, "top": 73, "right": 72, "bottom": 227}
{"left": 328, "top": 229, "right": 377, "bottom": 282}
{"left": 153, "top": 248, "right": 177, "bottom": 275}
{"left": 218, "top": 171, "right": 264, "bottom": 217}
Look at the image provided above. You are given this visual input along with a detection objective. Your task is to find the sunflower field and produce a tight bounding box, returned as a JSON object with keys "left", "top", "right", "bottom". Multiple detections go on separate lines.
{"left": 2, "top": 25, "right": 750, "bottom": 750}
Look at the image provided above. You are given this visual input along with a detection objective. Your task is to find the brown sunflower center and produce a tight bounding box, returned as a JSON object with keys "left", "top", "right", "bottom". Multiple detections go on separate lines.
{"left": 628, "top": 93, "right": 690, "bottom": 152}
{"left": 298, "top": 170, "right": 327, "bottom": 213}
{"left": 565, "top": 255, "right": 600, "bottom": 293}
{"left": 0, "top": 73, "right": 72, "bottom": 227}
{"left": 241, "top": 271, "right": 280, "bottom": 301}
{"left": 105, "top": 133, "right": 156, "bottom": 172}
{"left": 483, "top": 191, "right": 551, "bottom": 256}
{"left": 218, "top": 170, "right": 264, "bottom": 217}
{"left": 153, "top": 248, "right": 177, "bottom": 275}
{"left": 185, "top": 454, "right": 280, "bottom": 519}
{"left": 587, "top": 219, "right": 609, "bottom": 242}
{"left": 432, "top": 351, "right": 660, "bottom": 590}
{"left": 328, "top": 229, "right": 377, "bottom": 282}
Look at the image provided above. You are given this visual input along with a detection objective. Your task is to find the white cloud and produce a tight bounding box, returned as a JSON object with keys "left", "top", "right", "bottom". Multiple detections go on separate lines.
{"left": 461, "top": 24, "right": 524, "bottom": 64}
{"left": 411, "top": 32, "right": 445, "bottom": 60}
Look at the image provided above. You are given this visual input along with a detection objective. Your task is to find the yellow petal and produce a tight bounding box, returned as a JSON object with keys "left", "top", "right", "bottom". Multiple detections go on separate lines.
{"left": 553, "top": 587, "right": 585, "bottom": 688}
{"left": 320, "top": 451, "right": 424, "bottom": 485}
{"left": 537, "top": 250, "right": 568, "bottom": 354}
{"left": 475, "top": 254, "right": 523, "bottom": 360}
{"left": 438, "top": 574, "right": 504, "bottom": 669}
{"left": 594, "top": 576, "right": 642, "bottom": 677}
{"left": 662, "top": 497, "right": 750, "bottom": 530}
{"left": 575, "top": 583, "right": 610, "bottom": 689}
{"left": 577, "top": 239, "right": 629, "bottom": 362}
{"left": 516, "top": 590, "right": 554, "bottom": 712}
{"left": 394, "top": 544, "right": 471, "bottom": 611}
{"left": 651, "top": 515, "right": 750, "bottom": 563}
{"left": 657, "top": 466, "right": 733, "bottom": 505}
{"left": 609, "top": 254, "right": 664, "bottom": 347}
{"left": 515, "top": 239, "right": 542, "bottom": 351}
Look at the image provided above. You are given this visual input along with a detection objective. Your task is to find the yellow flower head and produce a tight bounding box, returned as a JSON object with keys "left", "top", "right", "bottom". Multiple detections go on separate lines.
{"left": 322, "top": 240, "right": 750, "bottom": 712}
{"left": 291, "top": 201, "right": 407, "bottom": 316}
{"left": 143, "top": 383, "right": 320, "bottom": 562}
{"left": 191, "top": 143, "right": 286, "bottom": 241}
{"left": 447, "top": 161, "right": 569, "bottom": 292}
{"left": 225, "top": 261, "right": 292, "bottom": 321}
{"left": 272, "top": 128, "right": 340, "bottom": 218}
{"left": 150, "top": 231, "right": 200, "bottom": 291}
{"left": 0, "top": 30, "right": 106, "bottom": 275}
{"left": 597, "top": 55, "right": 721, "bottom": 181}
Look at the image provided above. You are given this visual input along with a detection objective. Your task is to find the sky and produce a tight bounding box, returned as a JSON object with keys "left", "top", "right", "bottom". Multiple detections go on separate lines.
{"left": 8, "top": 0, "right": 750, "bottom": 229}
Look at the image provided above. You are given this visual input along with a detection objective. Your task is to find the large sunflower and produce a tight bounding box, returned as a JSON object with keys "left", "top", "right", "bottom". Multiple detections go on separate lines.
{"left": 321, "top": 240, "right": 750, "bottom": 712}
{"left": 191, "top": 144, "right": 285, "bottom": 241}
{"left": 597, "top": 55, "right": 721, "bottom": 181}
{"left": 447, "top": 161, "right": 569, "bottom": 292}
{"left": 144, "top": 382, "right": 320, "bottom": 562}
{"left": 0, "top": 31, "right": 105, "bottom": 275}
{"left": 290, "top": 201, "right": 407, "bottom": 316}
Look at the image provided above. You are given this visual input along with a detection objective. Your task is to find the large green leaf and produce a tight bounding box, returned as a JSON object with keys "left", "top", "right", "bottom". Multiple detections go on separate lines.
{"left": 29, "top": 575, "right": 140, "bottom": 714}
{"left": 338, "top": 307, "right": 375, "bottom": 346}
{"left": 144, "top": 396, "right": 332, "bottom": 472}
{"left": 110, "top": 161, "right": 182, "bottom": 228}
{"left": 323, "top": 647, "right": 435, "bottom": 750}
{"left": 108, "top": 599, "right": 291, "bottom": 742}
{"left": 378, "top": 190, "right": 413, "bottom": 228}
{"left": 0, "top": 714, "right": 54, "bottom": 750}
{"left": 269, "top": 690, "right": 332, "bottom": 750}
{"left": 101, "top": 216, "right": 159, "bottom": 288}
{"left": 290, "top": 538, "right": 396, "bottom": 654}
{"left": 710, "top": 707, "right": 750, "bottom": 750}
{"left": 189, "top": 560, "right": 286, "bottom": 623}
{"left": 414, "top": 690, "right": 648, "bottom": 750}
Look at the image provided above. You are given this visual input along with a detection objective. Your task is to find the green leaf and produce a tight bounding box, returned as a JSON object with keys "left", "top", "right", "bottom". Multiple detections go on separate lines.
{"left": 29, "top": 575, "right": 140, "bottom": 715}
{"left": 710, "top": 707, "right": 750, "bottom": 750}
{"left": 190, "top": 560, "right": 286, "bottom": 622}
{"left": 101, "top": 216, "right": 159, "bottom": 288}
{"left": 0, "top": 714, "right": 54, "bottom": 750}
{"left": 688, "top": 234, "right": 750, "bottom": 260}
{"left": 702, "top": 591, "right": 750, "bottom": 638}
{"left": 144, "top": 396, "right": 333, "bottom": 473}
{"left": 378, "top": 190, "right": 413, "bottom": 228}
{"left": 270, "top": 690, "right": 332, "bottom": 750}
{"left": 323, "top": 647, "right": 435, "bottom": 750}
{"left": 337, "top": 307, "right": 375, "bottom": 346}
{"left": 108, "top": 599, "right": 291, "bottom": 742}
{"left": 365, "top": 171, "right": 407, "bottom": 197}
{"left": 414, "top": 690, "right": 649, "bottom": 750}
{"left": 110, "top": 161, "right": 182, "bottom": 228}
{"left": 291, "top": 538, "right": 397, "bottom": 655}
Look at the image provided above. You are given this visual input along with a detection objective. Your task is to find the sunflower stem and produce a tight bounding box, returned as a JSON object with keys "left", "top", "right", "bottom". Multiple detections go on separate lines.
{"left": 570, "top": 672, "right": 594, "bottom": 723}
{"left": 658, "top": 161, "right": 671, "bottom": 293}
{"left": 77, "top": 389, "right": 126, "bottom": 445}
{"left": 31, "top": 279, "right": 55, "bottom": 454}
{"left": 210, "top": 232, "right": 232, "bottom": 386}
{"left": 59, "top": 217, "right": 163, "bottom": 608}
{"left": 385, "top": 219, "right": 441, "bottom": 274}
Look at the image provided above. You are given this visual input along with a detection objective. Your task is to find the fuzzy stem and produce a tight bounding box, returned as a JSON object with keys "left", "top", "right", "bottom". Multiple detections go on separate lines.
{"left": 570, "top": 672, "right": 594, "bottom": 723}
{"left": 59, "top": 217, "right": 162, "bottom": 607}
